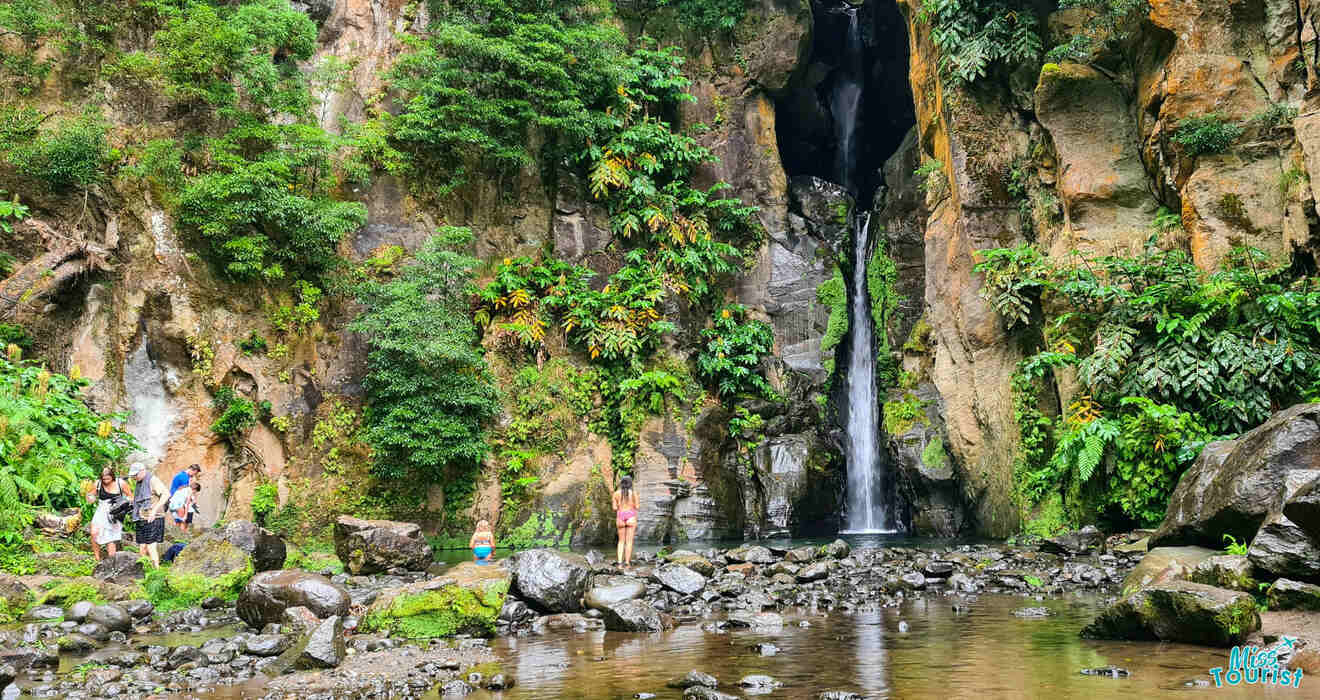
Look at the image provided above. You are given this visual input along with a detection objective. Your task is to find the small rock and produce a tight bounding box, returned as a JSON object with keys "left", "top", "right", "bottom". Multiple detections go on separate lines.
{"left": 439, "top": 680, "right": 474, "bottom": 697}
{"left": 486, "top": 673, "right": 513, "bottom": 690}
{"left": 684, "top": 688, "right": 739, "bottom": 700}
{"left": 86, "top": 604, "right": 131, "bottom": 633}
{"left": 824, "top": 539, "right": 850, "bottom": 559}
{"left": 667, "top": 670, "right": 719, "bottom": 689}
{"left": 795, "top": 562, "right": 829, "bottom": 582}
{"left": 1013, "top": 607, "right": 1052, "bottom": 618}
{"left": 1080, "top": 666, "right": 1131, "bottom": 677}
{"left": 296, "top": 615, "right": 345, "bottom": 669}
{"left": 752, "top": 642, "right": 779, "bottom": 656}
{"left": 1266, "top": 578, "right": 1320, "bottom": 611}
{"left": 65, "top": 601, "right": 94, "bottom": 623}
{"left": 818, "top": 692, "right": 864, "bottom": 700}
{"left": 23, "top": 605, "right": 64, "bottom": 621}
{"left": 243, "top": 634, "right": 289, "bottom": 657}
{"left": 739, "top": 674, "right": 782, "bottom": 688}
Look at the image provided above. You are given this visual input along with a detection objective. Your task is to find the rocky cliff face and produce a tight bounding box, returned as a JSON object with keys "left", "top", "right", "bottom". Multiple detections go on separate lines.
{"left": 7, "top": 0, "right": 1317, "bottom": 541}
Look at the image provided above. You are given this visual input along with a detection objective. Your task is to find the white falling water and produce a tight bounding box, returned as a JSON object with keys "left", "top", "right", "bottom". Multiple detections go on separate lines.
{"left": 842, "top": 215, "right": 894, "bottom": 533}
{"left": 122, "top": 336, "right": 178, "bottom": 468}
{"left": 832, "top": 6, "right": 897, "bottom": 533}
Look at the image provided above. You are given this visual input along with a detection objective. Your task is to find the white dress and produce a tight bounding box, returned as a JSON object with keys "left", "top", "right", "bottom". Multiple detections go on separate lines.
{"left": 90, "top": 481, "right": 125, "bottom": 545}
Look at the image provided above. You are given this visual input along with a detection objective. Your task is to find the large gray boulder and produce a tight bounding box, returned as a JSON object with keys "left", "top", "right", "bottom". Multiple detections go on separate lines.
{"left": 218, "top": 520, "right": 287, "bottom": 571}
{"left": 1121, "top": 546, "right": 1218, "bottom": 596}
{"left": 296, "top": 615, "right": 345, "bottom": 669}
{"left": 1153, "top": 403, "right": 1320, "bottom": 548}
{"left": 510, "top": 549, "right": 592, "bottom": 613}
{"left": 1248, "top": 512, "right": 1320, "bottom": 584}
{"left": 600, "top": 600, "right": 667, "bottom": 632}
{"left": 93, "top": 552, "right": 144, "bottom": 582}
{"left": 237, "top": 570, "right": 351, "bottom": 628}
{"left": 889, "top": 384, "right": 969, "bottom": 537}
{"left": 1267, "top": 579, "right": 1320, "bottom": 611}
{"left": 652, "top": 563, "right": 705, "bottom": 595}
{"left": 1284, "top": 479, "right": 1320, "bottom": 538}
{"left": 584, "top": 576, "right": 646, "bottom": 611}
{"left": 1187, "top": 555, "right": 1256, "bottom": 592}
{"left": 333, "top": 516, "right": 432, "bottom": 575}
{"left": 85, "top": 604, "right": 131, "bottom": 634}
{"left": 1081, "top": 580, "right": 1260, "bottom": 646}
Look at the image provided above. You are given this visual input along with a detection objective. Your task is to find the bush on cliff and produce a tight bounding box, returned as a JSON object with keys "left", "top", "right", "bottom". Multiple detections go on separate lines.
{"left": 350, "top": 228, "right": 500, "bottom": 515}
{"left": 979, "top": 243, "right": 1320, "bottom": 528}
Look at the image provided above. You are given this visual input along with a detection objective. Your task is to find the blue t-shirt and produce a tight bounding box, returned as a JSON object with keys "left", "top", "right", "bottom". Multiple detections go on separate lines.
{"left": 170, "top": 470, "right": 191, "bottom": 496}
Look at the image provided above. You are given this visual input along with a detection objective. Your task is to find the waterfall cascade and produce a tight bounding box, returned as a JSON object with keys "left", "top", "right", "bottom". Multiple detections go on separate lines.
{"left": 833, "top": 5, "right": 898, "bottom": 533}
{"left": 122, "top": 335, "right": 179, "bottom": 468}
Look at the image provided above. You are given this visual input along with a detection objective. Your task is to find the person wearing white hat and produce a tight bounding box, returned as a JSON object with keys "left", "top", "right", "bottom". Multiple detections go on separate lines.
{"left": 129, "top": 462, "right": 168, "bottom": 567}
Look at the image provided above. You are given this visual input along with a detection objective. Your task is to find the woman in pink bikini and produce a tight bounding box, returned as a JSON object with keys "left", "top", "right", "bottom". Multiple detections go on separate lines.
{"left": 613, "top": 475, "right": 639, "bottom": 567}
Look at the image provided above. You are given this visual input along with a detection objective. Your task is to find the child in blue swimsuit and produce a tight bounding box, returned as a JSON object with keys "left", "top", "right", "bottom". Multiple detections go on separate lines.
{"left": 470, "top": 520, "right": 496, "bottom": 564}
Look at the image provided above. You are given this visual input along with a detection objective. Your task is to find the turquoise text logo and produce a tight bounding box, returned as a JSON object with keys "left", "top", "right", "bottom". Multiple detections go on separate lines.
{"left": 1209, "top": 638, "right": 1303, "bottom": 689}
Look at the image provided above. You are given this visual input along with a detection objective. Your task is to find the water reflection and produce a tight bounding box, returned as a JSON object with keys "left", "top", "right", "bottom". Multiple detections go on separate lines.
{"left": 472, "top": 594, "right": 1270, "bottom": 700}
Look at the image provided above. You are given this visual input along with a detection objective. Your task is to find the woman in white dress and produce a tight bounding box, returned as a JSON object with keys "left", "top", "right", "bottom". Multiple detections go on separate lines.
{"left": 88, "top": 466, "right": 128, "bottom": 561}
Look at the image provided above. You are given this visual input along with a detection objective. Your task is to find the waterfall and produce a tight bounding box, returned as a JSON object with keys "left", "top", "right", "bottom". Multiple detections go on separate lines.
{"left": 122, "top": 335, "right": 178, "bottom": 468}
{"left": 832, "top": 3, "right": 898, "bottom": 533}
{"left": 831, "top": 7, "right": 864, "bottom": 192}
{"left": 842, "top": 215, "right": 894, "bottom": 533}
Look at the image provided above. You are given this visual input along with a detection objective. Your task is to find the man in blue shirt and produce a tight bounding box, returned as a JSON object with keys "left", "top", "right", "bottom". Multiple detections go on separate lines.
{"left": 170, "top": 464, "right": 200, "bottom": 498}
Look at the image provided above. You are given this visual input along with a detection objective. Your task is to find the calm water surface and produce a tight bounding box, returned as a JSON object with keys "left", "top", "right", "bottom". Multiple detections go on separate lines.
{"left": 460, "top": 593, "right": 1285, "bottom": 700}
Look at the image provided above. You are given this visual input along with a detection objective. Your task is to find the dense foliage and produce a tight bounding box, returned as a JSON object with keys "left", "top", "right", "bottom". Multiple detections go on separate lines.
{"left": 917, "top": 0, "right": 1042, "bottom": 87}
{"left": 0, "top": 108, "right": 109, "bottom": 191}
{"left": 379, "top": 0, "right": 625, "bottom": 193}
{"left": 0, "top": 348, "right": 140, "bottom": 547}
{"left": 697, "top": 304, "right": 776, "bottom": 399}
{"left": 978, "top": 243, "right": 1320, "bottom": 526}
{"left": 350, "top": 228, "right": 501, "bottom": 512}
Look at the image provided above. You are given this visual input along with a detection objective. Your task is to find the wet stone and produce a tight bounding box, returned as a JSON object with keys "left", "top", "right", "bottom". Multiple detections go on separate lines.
{"left": 1013, "top": 607, "right": 1052, "bottom": 618}
{"left": 1080, "top": 666, "right": 1131, "bottom": 677}
{"left": 668, "top": 670, "right": 719, "bottom": 688}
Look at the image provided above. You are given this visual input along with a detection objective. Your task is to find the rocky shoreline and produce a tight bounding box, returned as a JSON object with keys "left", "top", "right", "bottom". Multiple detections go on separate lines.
{"left": 1, "top": 529, "right": 1142, "bottom": 700}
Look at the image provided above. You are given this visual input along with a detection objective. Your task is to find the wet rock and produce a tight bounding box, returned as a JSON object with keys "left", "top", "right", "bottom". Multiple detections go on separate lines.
{"left": 0, "top": 646, "right": 56, "bottom": 671}
{"left": 120, "top": 599, "right": 153, "bottom": 618}
{"left": 1154, "top": 403, "right": 1320, "bottom": 548}
{"left": 530, "top": 613, "right": 604, "bottom": 634}
{"left": 726, "top": 611, "right": 783, "bottom": 629}
{"left": 924, "top": 561, "right": 955, "bottom": 577}
{"left": 668, "top": 670, "right": 719, "bottom": 688}
{"left": 66, "top": 600, "right": 93, "bottom": 622}
{"left": 740, "top": 674, "right": 782, "bottom": 689}
{"left": 728, "top": 545, "right": 776, "bottom": 564}
{"left": 511, "top": 549, "right": 592, "bottom": 613}
{"left": 363, "top": 563, "right": 510, "bottom": 639}
{"left": 93, "top": 552, "right": 145, "bottom": 582}
{"left": 899, "top": 572, "right": 926, "bottom": 590}
{"left": 1187, "top": 555, "right": 1256, "bottom": 592}
{"left": 684, "top": 688, "right": 739, "bottom": 700}
{"left": 1040, "top": 526, "right": 1104, "bottom": 555}
{"left": 439, "top": 679, "right": 474, "bottom": 696}
{"left": 585, "top": 576, "right": 647, "bottom": 611}
{"left": 668, "top": 553, "right": 717, "bottom": 577}
{"left": 601, "top": 600, "right": 668, "bottom": 632}
{"left": 1248, "top": 512, "right": 1320, "bottom": 583}
{"left": 0, "top": 663, "right": 12, "bottom": 690}
{"left": 824, "top": 539, "right": 850, "bottom": 559}
{"left": 796, "top": 562, "right": 829, "bottom": 582}
{"left": 1266, "top": 579, "right": 1320, "bottom": 611}
{"left": 818, "top": 692, "right": 864, "bottom": 700}
{"left": 296, "top": 615, "right": 345, "bottom": 669}
{"left": 947, "top": 573, "right": 977, "bottom": 593}
{"left": 237, "top": 570, "right": 351, "bottom": 628}
{"left": 752, "top": 642, "right": 779, "bottom": 655}
{"left": 23, "top": 605, "right": 63, "bottom": 621}
{"left": 243, "top": 634, "right": 290, "bottom": 657}
{"left": 1013, "top": 607, "right": 1051, "bottom": 617}
{"left": 281, "top": 606, "right": 322, "bottom": 635}
{"left": 168, "top": 645, "right": 203, "bottom": 668}
{"left": 499, "top": 599, "right": 535, "bottom": 624}
{"left": 1284, "top": 478, "right": 1320, "bottom": 538}
{"left": 1080, "top": 666, "right": 1131, "bottom": 677}
{"left": 56, "top": 633, "right": 98, "bottom": 652}
{"left": 1121, "top": 546, "right": 1218, "bottom": 596}
{"left": 168, "top": 531, "right": 259, "bottom": 599}
{"left": 76, "top": 622, "right": 109, "bottom": 641}
{"left": 653, "top": 563, "right": 706, "bottom": 595}
{"left": 785, "top": 546, "right": 817, "bottom": 563}
{"left": 333, "top": 516, "right": 432, "bottom": 575}
{"left": 1082, "top": 580, "right": 1259, "bottom": 646}
{"left": 85, "top": 604, "right": 131, "bottom": 633}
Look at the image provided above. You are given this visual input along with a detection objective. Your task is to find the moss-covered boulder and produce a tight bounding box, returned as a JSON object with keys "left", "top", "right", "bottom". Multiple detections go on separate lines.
{"left": 167, "top": 534, "right": 256, "bottom": 601}
{"left": 0, "top": 573, "right": 32, "bottom": 622}
{"left": 1187, "top": 555, "right": 1256, "bottom": 592}
{"left": 1266, "top": 578, "right": 1320, "bottom": 611}
{"left": 362, "top": 563, "right": 509, "bottom": 639}
{"left": 1081, "top": 580, "right": 1260, "bottom": 647}
{"left": 1121, "top": 546, "right": 1217, "bottom": 596}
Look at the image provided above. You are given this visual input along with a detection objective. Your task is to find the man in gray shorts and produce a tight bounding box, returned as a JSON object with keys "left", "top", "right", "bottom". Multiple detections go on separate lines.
{"left": 129, "top": 462, "right": 168, "bottom": 567}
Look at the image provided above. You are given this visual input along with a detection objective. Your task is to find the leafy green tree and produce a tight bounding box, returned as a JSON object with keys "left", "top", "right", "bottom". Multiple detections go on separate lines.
{"left": 174, "top": 123, "right": 367, "bottom": 281}
{"left": 382, "top": 0, "right": 626, "bottom": 193}
{"left": 917, "top": 0, "right": 1043, "bottom": 88}
{"left": 151, "top": 0, "right": 317, "bottom": 117}
{"left": 350, "top": 228, "right": 500, "bottom": 511}
{"left": 697, "top": 304, "right": 776, "bottom": 399}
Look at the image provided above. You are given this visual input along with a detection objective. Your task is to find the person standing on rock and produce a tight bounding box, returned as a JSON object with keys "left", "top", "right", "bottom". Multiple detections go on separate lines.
{"left": 169, "top": 476, "right": 198, "bottom": 535}
{"left": 613, "top": 475, "right": 639, "bottom": 567}
{"left": 88, "top": 466, "right": 128, "bottom": 562}
{"left": 129, "top": 462, "right": 168, "bottom": 568}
